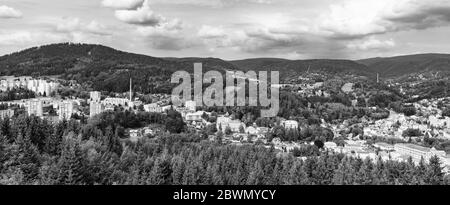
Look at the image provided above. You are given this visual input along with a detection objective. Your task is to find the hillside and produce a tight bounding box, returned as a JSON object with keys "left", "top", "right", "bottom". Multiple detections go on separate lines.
{"left": 231, "top": 58, "right": 373, "bottom": 78}
{"left": 358, "top": 53, "right": 450, "bottom": 77}
{"left": 2, "top": 43, "right": 449, "bottom": 94}
{"left": 0, "top": 43, "right": 239, "bottom": 94}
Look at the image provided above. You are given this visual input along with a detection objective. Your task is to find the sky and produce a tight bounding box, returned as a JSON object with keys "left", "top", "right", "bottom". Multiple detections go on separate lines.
{"left": 1, "top": 0, "right": 450, "bottom": 60}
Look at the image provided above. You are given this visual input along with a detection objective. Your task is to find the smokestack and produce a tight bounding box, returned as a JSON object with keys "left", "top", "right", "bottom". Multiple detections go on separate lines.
{"left": 129, "top": 77, "right": 132, "bottom": 102}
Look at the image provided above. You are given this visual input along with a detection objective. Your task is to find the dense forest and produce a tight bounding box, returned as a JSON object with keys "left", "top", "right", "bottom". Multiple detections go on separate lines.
{"left": 0, "top": 112, "right": 448, "bottom": 185}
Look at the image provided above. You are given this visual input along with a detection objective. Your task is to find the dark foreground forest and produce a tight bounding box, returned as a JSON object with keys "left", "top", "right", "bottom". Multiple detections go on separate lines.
{"left": 0, "top": 112, "right": 448, "bottom": 185}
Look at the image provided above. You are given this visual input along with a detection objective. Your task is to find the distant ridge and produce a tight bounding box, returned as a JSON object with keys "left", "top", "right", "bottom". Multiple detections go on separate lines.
{"left": 1, "top": 43, "right": 449, "bottom": 80}
{"left": 358, "top": 53, "right": 450, "bottom": 77}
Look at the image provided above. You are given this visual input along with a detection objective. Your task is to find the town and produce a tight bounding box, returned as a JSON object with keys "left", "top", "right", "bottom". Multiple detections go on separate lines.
{"left": 1, "top": 71, "right": 450, "bottom": 179}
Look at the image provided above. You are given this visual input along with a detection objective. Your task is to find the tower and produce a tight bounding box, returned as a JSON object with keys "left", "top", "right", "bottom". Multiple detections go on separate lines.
{"left": 377, "top": 73, "right": 380, "bottom": 84}
{"left": 129, "top": 77, "right": 132, "bottom": 102}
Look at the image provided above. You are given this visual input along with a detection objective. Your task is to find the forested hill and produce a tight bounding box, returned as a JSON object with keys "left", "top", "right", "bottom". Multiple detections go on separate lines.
{"left": 0, "top": 43, "right": 238, "bottom": 93}
{"left": 231, "top": 58, "right": 374, "bottom": 79}
{"left": 1, "top": 43, "right": 449, "bottom": 93}
{"left": 358, "top": 53, "right": 450, "bottom": 77}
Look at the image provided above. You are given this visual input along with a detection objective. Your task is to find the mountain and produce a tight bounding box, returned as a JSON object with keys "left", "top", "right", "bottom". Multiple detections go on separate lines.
{"left": 0, "top": 43, "right": 240, "bottom": 93}
{"left": 358, "top": 53, "right": 450, "bottom": 77}
{"left": 2, "top": 43, "right": 449, "bottom": 94}
{"left": 165, "top": 57, "right": 239, "bottom": 72}
{"left": 231, "top": 58, "right": 373, "bottom": 78}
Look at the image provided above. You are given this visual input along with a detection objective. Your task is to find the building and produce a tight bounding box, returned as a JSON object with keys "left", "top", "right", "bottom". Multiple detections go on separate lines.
{"left": 0, "top": 76, "right": 59, "bottom": 95}
{"left": 144, "top": 103, "right": 162, "bottom": 113}
{"left": 89, "top": 91, "right": 104, "bottom": 118}
{"left": 374, "top": 142, "right": 395, "bottom": 151}
{"left": 282, "top": 120, "right": 299, "bottom": 130}
{"left": 394, "top": 143, "right": 446, "bottom": 162}
{"left": 228, "top": 120, "right": 246, "bottom": 133}
{"left": 27, "top": 79, "right": 59, "bottom": 96}
{"left": 102, "top": 98, "right": 130, "bottom": 107}
{"left": 217, "top": 116, "right": 232, "bottom": 131}
{"left": 0, "top": 76, "right": 32, "bottom": 91}
{"left": 0, "top": 109, "right": 14, "bottom": 119}
{"left": 216, "top": 116, "right": 246, "bottom": 133}
{"left": 246, "top": 126, "right": 258, "bottom": 135}
{"left": 90, "top": 91, "right": 101, "bottom": 102}
{"left": 185, "top": 100, "right": 197, "bottom": 112}
{"left": 325, "top": 142, "right": 337, "bottom": 150}
{"left": 90, "top": 102, "right": 104, "bottom": 118}
{"left": 26, "top": 99, "right": 43, "bottom": 117}
{"left": 58, "top": 101, "right": 75, "bottom": 120}
{"left": 185, "top": 111, "right": 204, "bottom": 122}
{"left": 129, "top": 129, "right": 142, "bottom": 143}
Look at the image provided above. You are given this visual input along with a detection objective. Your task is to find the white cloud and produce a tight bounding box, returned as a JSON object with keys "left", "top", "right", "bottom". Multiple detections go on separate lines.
{"left": 319, "top": 0, "right": 450, "bottom": 39}
{"left": 111, "top": 0, "right": 163, "bottom": 26}
{"left": 198, "top": 25, "right": 226, "bottom": 38}
{"left": 347, "top": 37, "right": 396, "bottom": 50}
{"left": 136, "top": 19, "right": 196, "bottom": 50}
{"left": 0, "top": 5, "right": 22, "bottom": 19}
{"left": 101, "top": 0, "right": 144, "bottom": 10}
{"left": 56, "top": 17, "right": 112, "bottom": 36}
{"left": 150, "top": 0, "right": 273, "bottom": 8}
{"left": 0, "top": 31, "right": 68, "bottom": 46}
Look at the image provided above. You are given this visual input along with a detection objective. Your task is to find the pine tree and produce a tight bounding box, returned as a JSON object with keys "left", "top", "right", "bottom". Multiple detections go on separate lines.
{"left": 426, "top": 155, "right": 444, "bottom": 185}
{"left": 152, "top": 153, "right": 172, "bottom": 185}
{"left": 104, "top": 126, "right": 122, "bottom": 156}
{"left": 0, "top": 118, "right": 12, "bottom": 142}
{"left": 57, "top": 137, "right": 86, "bottom": 185}
{"left": 286, "top": 160, "right": 309, "bottom": 185}
{"left": 0, "top": 134, "right": 9, "bottom": 171}
{"left": 12, "top": 132, "right": 41, "bottom": 182}
{"left": 171, "top": 155, "right": 185, "bottom": 185}
{"left": 354, "top": 158, "right": 373, "bottom": 185}
{"left": 247, "top": 161, "right": 265, "bottom": 185}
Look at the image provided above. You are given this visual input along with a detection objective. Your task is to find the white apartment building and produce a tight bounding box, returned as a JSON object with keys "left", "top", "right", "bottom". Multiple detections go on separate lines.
{"left": 0, "top": 76, "right": 33, "bottom": 91}
{"left": 58, "top": 101, "right": 76, "bottom": 120}
{"left": 144, "top": 103, "right": 162, "bottom": 113}
{"left": 0, "top": 109, "right": 15, "bottom": 119}
{"left": 102, "top": 97, "right": 130, "bottom": 107}
{"left": 185, "top": 111, "right": 204, "bottom": 122}
{"left": 394, "top": 143, "right": 446, "bottom": 162}
{"left": 27, "top": 79, "right": 59, "bottom": 96}
{"left": 185, "top": 100, "right": 197, "bottom": 112}
{"left": 90, "top": 102, "right": 104, "bottom": 118}
{"left": 27, "top": 99, "right": 43, "bottom": 117}
{"left": 90, "top": 91, "right": 101, "bottom": 102}
{"left": 282, "top": 120, "right": 299, "bottom": 130}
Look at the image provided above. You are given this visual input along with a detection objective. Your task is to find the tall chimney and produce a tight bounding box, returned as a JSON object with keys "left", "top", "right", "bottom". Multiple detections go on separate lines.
{"left": 129, "top": 77, "right": 132, "bottom": 102}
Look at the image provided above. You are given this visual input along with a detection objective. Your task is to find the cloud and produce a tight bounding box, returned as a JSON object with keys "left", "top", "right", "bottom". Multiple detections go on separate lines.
{"left": 0, "top": 5, "right": 22, "bottom": 19}
{"left": 150, "top": 0, "right": 273, "bottom": 8}
{"left": 347, "top": 37, "right": 396, "bottom": 51}
{"left": 56, "top": 17, "right": 112, "bottom": 36}
{"left": 109, "top": 0, "right": 162, "bottom": 26}
{"left": 198, "top": 25, "right": 226, "bottom": 39}
{"left": 319, "top": 0, "right": 450, "bottom": 39}
{"left": 0, "top": 31, "right": 68, "bottom": 46}
{"left": 101, "top": 0, "right": 145, "bottom": 10}
{"left": 136, "top": 19, "right": 196, "bottom": 50}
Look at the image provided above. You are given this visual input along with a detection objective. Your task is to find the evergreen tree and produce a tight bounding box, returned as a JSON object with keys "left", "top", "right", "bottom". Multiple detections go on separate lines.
{"left": 286, "top": 160, "right": 309, "bottom": 185}
{"left": 57, "top": 136, "right": 86, "bottom": 185}
{"left": 247, "top": 161, "right": 265, "bottom": 185}
{"left": 0, "top": 118, "right": 12, "bottom": 142}
{"left": 171, "top": 155, "right": 185, "bottom": 185}
{"left": 152, "top": 153, "right": 172, "bottom": 185}
{"left": 11, "top": 132, "right": 41, "bottom": 182}
{"left": 426, "top": 155, "right": 444, "bottom": 185}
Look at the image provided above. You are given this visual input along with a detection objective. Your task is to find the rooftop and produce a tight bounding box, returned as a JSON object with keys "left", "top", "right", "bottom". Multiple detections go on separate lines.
{"left": 396, "top": 143, "right": 431, "bottom": 152}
